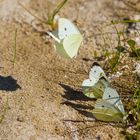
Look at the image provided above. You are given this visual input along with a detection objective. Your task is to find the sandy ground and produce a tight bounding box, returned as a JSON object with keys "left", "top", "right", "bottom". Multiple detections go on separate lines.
{"left": 0, "top": 0, "right": 139, "bottom": 139}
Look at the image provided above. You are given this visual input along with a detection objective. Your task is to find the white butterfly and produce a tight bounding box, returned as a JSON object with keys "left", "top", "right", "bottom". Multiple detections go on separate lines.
{"left": 47, "top": 18, "right": 82, "bottom": 58}
{"left": 82, "top": 63, "right": 107, "bottom": 87}
{"left": 92, "top": 99, "right": 124, "bottom": 122}
{"left": 103, "top": 87, "right": 125, "bottom": 114}
{"left": 82, "top": 77, "right": 109, "bottom": 98}
{"left": 92, "top": 87, "right": 125, "bottom": 122}
{"left": 82, "top": 63, "right": 108, "bottom": 98}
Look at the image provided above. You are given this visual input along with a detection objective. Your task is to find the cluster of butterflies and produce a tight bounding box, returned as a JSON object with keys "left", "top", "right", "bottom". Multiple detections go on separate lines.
{"left": 82, "top": 63, "right": 125, "bottom": 122}
{"left": 47, "top": 17, "right": 82, "bottom": 58}
{"left": 48, "top": 17, "right": 125, "bottom": 122}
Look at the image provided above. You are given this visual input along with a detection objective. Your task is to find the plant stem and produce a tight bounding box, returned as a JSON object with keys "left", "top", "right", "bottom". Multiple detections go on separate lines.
{"left": 13, "top": 29, "right": 17, "bottom": 65}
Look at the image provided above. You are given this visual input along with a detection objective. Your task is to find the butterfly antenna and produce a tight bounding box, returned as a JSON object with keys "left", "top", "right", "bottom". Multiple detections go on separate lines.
{"left": 113, "top": 97, "right": 121, "bottom": 105}
{"left": 106, "top": 96, "right": 120, "bottom": 103}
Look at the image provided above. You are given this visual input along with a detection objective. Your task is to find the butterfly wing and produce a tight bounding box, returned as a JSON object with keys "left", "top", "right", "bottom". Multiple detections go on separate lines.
{"left": 92, "top": 108, "right": 123, "bottom": 122}
{"left": 47, "top": 32, "right": 82, "bottom": 58}
{"left": 82, "top": 78, "right": 109, "bottom": 98}
{"left": 63, "top": 34, "right": 82, "bottom": 58}
{"left": 54, "top": 42, "right": 70, "bottom": 58}
{"left": 92, "top": 99, "right": 123, "bottom": 122}
{"left": 103, "top": 87, "right": 125, "bottom": 114}
{"left": 82, "top": 86, "right": 103, "bottom": 98}
{"left": 89, "top": 65, "right": 108, "bottom": 83}
{"left": 82, "top": 64, "right": 108, "bottom": 88}
{"left": 58, "top": 18, "right": 81, "bottom": 40}
{"left": 82, "top": 79, "right": 96, "bottom": 87}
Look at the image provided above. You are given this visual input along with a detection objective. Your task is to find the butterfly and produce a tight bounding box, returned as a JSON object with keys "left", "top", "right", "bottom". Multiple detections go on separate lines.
{"left": 92, "top": 99, "right": 124, "bottom": 122}
{"left": 103, "top": 87, "right": 125, "bottom": 114}
{"left": 82, "top": 77, "right": 109, "bottom": 98}
{"left": 92, "top": 87, "right": 125, "bottom": 122}
{"left": 82, "top": 63, "right": 109, "bottom": 98}
{"left": 47, "top": 18, "right": 83, "bottom": 58}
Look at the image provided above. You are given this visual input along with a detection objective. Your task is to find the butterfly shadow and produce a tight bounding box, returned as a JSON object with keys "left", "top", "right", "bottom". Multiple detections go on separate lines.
{"left": 61, "top": 101, "right": 95, "bottom": 119}
{"left": 59, "top": 83, "right": 95, "bottom": 101}
{"left": 60, "top": 83, "right": 95, "bottom": 119}
{"left": 0, "top": 76, "right": 21, "bottom": 91}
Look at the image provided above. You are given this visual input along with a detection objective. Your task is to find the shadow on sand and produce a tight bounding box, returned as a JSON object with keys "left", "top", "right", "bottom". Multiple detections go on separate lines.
{"left": 0, "top": 76, "right": 21, "bottom": 91}
{"left": 60, "top": 83, "right": 95, "bottom": 119}
{"left": 60, "top": 83, "right": 95, "bottom": 101}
